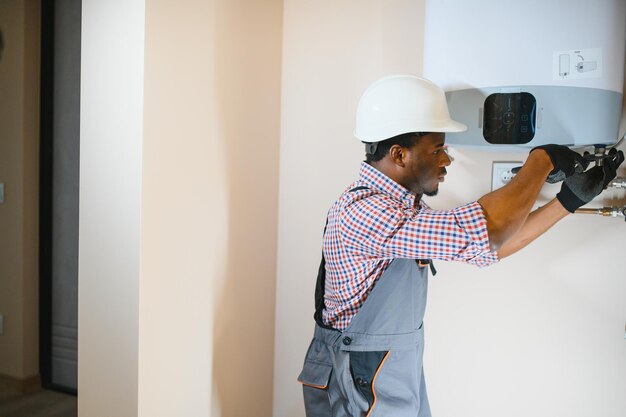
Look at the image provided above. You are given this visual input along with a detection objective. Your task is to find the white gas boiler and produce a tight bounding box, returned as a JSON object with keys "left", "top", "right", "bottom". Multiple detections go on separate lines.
{"left": 423, "top": 0, "right": 626, "bottom": 148}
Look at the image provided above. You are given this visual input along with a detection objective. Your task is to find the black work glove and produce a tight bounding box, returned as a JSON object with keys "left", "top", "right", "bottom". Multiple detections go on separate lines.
{"left": 556, "top": 148, "right": 625, "bottom": 213}
{"left": 531, "top": 144, "right": 588, "bottom": 183}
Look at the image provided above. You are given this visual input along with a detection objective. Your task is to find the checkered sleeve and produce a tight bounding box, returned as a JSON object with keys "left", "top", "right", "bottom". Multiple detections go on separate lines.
{"left": 340, "top": 197, "right": 498, "bottom": 267}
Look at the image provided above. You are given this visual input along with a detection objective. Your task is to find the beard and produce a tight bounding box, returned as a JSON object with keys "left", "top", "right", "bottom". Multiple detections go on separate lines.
{"left": 424, "top": 187, "right": 439, "bottom": 197}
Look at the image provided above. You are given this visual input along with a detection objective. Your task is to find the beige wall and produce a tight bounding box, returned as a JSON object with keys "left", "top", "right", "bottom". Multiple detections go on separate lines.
{"left": 140, "top": 0, "right": 282, "bottom": 416}
{"left": 273, "top": 1, "right": 424, "bottom": 415}
{"left": 80, "top": 0, "right": 282, "bottom": 416}
{"left": 274, "top": 1, "right": 626, "bottom": 416}
{"left": 0, "top": 0, "right": 40, "bottom": 381}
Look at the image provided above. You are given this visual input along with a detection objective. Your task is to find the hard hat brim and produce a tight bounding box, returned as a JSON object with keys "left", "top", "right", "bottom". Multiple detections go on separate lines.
{"left": 355, "top": 118, "right": 468, "bottom": 143}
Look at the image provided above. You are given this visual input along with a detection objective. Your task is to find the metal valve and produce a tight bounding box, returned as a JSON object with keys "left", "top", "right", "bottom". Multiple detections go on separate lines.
{"left": 576, "top": 206, "right": 626, "bottom": 221}
{"left": 609, "top": 177, "right": 626, "bottom": 189}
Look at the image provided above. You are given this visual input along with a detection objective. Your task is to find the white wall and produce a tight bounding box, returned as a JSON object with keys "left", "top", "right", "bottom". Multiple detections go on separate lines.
{"left": 274, "top": 1, "right": 626, "bottom": 416}
{"left": 79, "top": 0, "right": 144, "bottom": 414}
{"left": 425, "top": 146, "right": 626, "bottom": 417}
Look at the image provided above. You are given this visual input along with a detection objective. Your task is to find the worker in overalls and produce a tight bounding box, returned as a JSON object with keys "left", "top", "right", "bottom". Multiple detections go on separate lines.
{"left": 298, "top": 74, "right": 624, "bottom": 417}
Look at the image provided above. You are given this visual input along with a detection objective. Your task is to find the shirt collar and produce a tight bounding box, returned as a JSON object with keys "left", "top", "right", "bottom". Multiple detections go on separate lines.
{"left": 358, "top": 161, "right": 420, "bottom": 208}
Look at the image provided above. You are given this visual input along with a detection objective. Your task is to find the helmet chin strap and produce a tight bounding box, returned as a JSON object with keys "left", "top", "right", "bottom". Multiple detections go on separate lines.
{"left": 365, "top": 142, "right": 378, "bottom": 155}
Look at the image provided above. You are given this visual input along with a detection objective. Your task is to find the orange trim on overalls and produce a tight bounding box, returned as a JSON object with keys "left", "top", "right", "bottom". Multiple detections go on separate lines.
{"left": 365, "top": 351, "right": 391, "bottom": 417}
{"left": 297, "top": 379, "right": 328, "bottom": 390}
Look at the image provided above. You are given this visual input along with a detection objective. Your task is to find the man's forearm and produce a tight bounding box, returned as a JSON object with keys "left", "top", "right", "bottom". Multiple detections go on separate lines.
{"left": 477, "top": 150, "right": 553, "bottom": 250}
{"left": 497, "top": 198, "right": 569, "bottom": 259}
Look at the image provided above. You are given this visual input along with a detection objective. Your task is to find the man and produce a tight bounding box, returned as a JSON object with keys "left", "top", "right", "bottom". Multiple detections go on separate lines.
{"left": 297, "top": 75, "right": 624, "bottom": 417}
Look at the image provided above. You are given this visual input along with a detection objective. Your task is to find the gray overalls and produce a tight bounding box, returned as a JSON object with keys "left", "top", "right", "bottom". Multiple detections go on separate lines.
{"left": 298, "top": 256, "right": 434, "bottom": 417}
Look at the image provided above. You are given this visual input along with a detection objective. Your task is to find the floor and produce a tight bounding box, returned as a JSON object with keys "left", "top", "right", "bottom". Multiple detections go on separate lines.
{"left": 0, "top": 385, "right": 76, "bottom": 417}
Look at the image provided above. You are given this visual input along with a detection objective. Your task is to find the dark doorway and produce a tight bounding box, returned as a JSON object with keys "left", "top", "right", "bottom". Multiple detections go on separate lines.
{"left": 40, "top": 0, "right": 81, "bottom": 394}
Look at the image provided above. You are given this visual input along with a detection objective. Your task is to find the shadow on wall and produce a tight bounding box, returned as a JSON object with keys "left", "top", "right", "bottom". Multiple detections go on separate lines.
{"left": 210, "top": 1, "right": 282, "bottom": 416}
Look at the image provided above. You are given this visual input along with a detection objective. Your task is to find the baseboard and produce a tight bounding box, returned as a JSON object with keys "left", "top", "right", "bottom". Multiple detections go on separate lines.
{"left": 0, "top": 373, "right": 42, "bottom": 393}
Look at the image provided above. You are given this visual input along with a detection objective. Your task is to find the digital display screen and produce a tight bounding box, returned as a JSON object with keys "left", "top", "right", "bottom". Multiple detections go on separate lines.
{"left": 483, "top": 92, "right": 536, "bottom": 144}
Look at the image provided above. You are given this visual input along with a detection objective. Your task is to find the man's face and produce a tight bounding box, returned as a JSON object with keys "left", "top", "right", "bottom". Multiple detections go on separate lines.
{"left": 401, "top": 133, "right": 452, "bottom": 197}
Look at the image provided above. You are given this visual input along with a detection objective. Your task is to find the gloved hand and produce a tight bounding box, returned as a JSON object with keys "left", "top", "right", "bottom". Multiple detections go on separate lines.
{"left": 556, "top": 148, "right": 625, "bottom": 213}
{"left": 531, "top": 144, "right": 588, "bottom": 183}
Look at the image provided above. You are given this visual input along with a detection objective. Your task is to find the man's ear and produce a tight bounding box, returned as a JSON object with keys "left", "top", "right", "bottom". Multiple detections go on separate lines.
{"left": 388, "top": 144, "right": 407, "bottom": 167}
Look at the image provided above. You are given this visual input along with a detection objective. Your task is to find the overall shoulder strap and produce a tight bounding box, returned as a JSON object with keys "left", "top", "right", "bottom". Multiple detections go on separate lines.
{"left": 313, "top": 185, "right": 370, "bottom": 329}
{"left": 314, "top": 219, "right": 335, "bottom": 329}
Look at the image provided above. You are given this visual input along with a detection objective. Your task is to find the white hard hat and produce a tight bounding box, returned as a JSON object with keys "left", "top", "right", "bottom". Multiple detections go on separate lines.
{"left": 354, "top": 74, "right": 467, "bottom": 143}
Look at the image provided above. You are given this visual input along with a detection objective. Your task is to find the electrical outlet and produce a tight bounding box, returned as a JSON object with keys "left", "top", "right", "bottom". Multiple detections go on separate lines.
{"left": 492, "top": 162, "right": 522, "bottom": 191}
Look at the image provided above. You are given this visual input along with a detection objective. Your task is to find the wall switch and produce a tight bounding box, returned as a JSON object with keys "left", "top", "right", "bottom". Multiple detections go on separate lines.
{"left": 492, "top": 162, "right": 522, "bottom": 191}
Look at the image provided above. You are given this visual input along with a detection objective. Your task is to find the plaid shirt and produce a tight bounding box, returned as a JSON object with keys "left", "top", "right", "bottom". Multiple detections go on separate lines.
{"left": 322, "top": 162, "right": 499, "bottom": 331}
